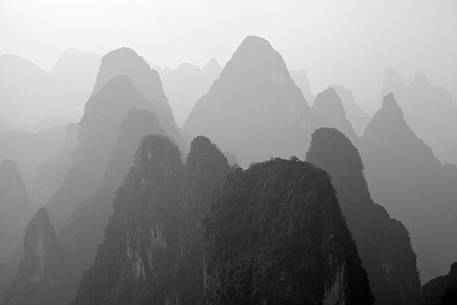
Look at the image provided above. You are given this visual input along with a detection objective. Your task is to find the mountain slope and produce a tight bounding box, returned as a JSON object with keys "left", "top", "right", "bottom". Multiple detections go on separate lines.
{"left": 204, "top": 158, "right": 373, "bottom": 305}
{"left": 72, "top": 135, "right": 185, "bottom": 305}
{"left": 360, "top": 93, "right": 457, "bottom": 282}
{"left": 0, "top": 160, "right": 31, "bottom": 261}
{"left": 2, "top": 208, "right": 68, "bottom": 305}
{"left": 306, "top": 128, "right": 421, "bottom": 305}
{"left": 184, "top": 36, "right": 309, "bottom": 166}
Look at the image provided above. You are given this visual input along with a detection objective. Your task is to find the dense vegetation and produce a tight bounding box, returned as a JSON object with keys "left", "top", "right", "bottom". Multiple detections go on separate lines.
{"left": 204, "top": 158, "right": 373, "bottom": 305}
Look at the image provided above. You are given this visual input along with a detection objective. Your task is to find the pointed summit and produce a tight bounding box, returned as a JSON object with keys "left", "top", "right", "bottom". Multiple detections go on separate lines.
{"left": 203, "top": 58, "right": 222, "bottom": 79}
{"left": 361, "top": 94, "right": 457, "bottom": 282}
{"left": 184, "top": 36, "right": 309, "bottom": 166}
{"left": 3, "top": 207, "right": 68, "bottom": 305}
{"left": 306, "top": 128, "right": 421, "bottom": 305}
{"left": 381, "top": 67, "right": 405, "bottom": 98}
{"left": 93, "top": 47, "right": 174, "bottom": 123}
{"left": 308, "top": 87, "right": 357, "bottom": 140}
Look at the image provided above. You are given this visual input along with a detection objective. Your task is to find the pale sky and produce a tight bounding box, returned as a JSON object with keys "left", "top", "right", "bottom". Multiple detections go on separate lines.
{"left": 1, "top": 0, "right": 456, "bottom": 113}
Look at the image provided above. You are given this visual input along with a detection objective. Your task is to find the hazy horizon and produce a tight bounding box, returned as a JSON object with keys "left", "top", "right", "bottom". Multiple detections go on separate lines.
{"left": 1, "top": 0, "right": 456, "bottom": 114}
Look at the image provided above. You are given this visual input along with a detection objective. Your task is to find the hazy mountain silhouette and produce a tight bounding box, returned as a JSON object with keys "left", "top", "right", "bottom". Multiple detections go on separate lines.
{"left": 360, "top": 93, "right": 457, "bottom": 282}
{"left": 290, "top": 69, "right": 315, "bottom": 105}
{"left": 205, "top": 157, "right": 373, "bottom": 305}
{"left": 58, "top": 109, "right": 167, "bottom": 299}
{"left": 31, "top": 123, "right": 78, "bottom": 207}
{"left": 0, "top": 126, "right": 66, "bottom": 189}
{"left": 47, "top": 46, "right": 186, "bottom": 231}
{"left": 202, "top": 58, "right": 222, "bottom": 82}
{"left": 382, "top": 68, "right": 457, "bottom": 165}
{"left": 0, "top": 160, "right": 31, "bottom": 262}
{"left": 161, "top": 63, "right": 211, "bottom": 126}
{"left": 306, "top": 128, "right": 421, "bottom": 305}
{"left": 423, "top": 262, "right": 457, "bottom": 305}
{"left": 2, "top": 208, "right": 68, "bottom": 305}
{"left": 184, "top": 36, "right": 309, "bottom": 166}
{"left": 46, "top": 74, "right": 156, "bottom": 230}
{"left": 307, "top": 87, "right": 357, "bottom": 141}
{"left": 0, "top": 51, "right": 100, "bottom": 126}
{"left": 331, "top": 84, "right": 371, "bottom": 136}
{"left": 72, "top": 135, "right": 185, "bottom": 305}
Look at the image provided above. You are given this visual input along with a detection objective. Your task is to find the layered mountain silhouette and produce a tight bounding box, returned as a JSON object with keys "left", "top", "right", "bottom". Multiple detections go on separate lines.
{"left": 31, "top": 123, "right": 78, "bottom": 206}
{"left": 360, "top": 93, "right": 457, "bottom": 282}
{"left": 423, "top": 262, "right": 457, "bottom": 305}
{"left": 59, "top": 109, "right": 167, "bottom": 298}
{"left": 331, "top": 84, "right": 370, "bottom": 136}
{"left": 382, "top": 68, "right": 457, "bottom": 165}
{"left": 2, "top": 208, "right": 68, "bottom": 305}
{"left": 47, "top": 47, "right": 185, "bottom": 230}
{"left": 72, "top": 135, "right": 230, "bottom": 305}
{"left": 72, "top": 135, "right": 186, "bottom": 305}
{"left": 307, "top": 87, "right": 357, "bottom": 141}
{"left": 205, "top": 157, "right": 373, "bottom": 304}
{"left": 290, "top": 69, "right": 315, "bottom": 105}
{"left": 0, "top": 51, "right": 100, "bottom": 126}
{"left": 161, "top": 63, "right": 214, "bottom": 126}
{"left": 306, "top": 128, "right": 421, "bottom": 305}
{"left": 184, "top": 36, "right": 309, "bottom": 166}
{"left": 0, "top": 160, "right": 31, "bottom": 262}
{"left": 0, "top": 126, "right": 66, "bottom": 189}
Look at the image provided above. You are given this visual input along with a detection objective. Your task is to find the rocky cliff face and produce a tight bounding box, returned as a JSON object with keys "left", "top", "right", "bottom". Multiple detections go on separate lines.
{"left": 176, "top": 136, "right": 231, "bottom": 305}
{"left": 184, "top": 36, "right": 309, "bottom": 166}
{"left": 2, "top": 208, "right": 67, "bottom": 305}
{"left": 306, "top": 127, "right": 421, "bottom": 305}
{"left": 0, "top": 160, "right": 31, "bottom": 262}
{"left": 204, "top": 158, "right": 373, "bottom": 305}
{"left": 360, "top": 93, "right": 457, "bottom": 282}
{"left": 72, "top": 135, "right": 185, "bottom": 305}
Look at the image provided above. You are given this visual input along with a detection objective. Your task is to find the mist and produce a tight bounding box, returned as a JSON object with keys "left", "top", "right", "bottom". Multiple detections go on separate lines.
{"left": 1, "top": 1, "right": 457, "bottom": 305}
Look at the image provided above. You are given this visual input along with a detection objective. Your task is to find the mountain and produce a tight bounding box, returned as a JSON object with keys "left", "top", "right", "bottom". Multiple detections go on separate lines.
{"left": 307, "top": 87, "right": 357, "bottom": 141}
{"left": 176, "top": 136, "right": 231, "bottom": 305}
{"left": 204, "top": 157, "right": 373, "bottom": 304}
{"left": 50, "top": 49, "right": 100, "bottom": 115}
{"left": 46, "top": 74, "right": 154, "bottom": 230}
{"left": 382, "top": 68, "right": 457, "bottom": 165}
{"left": 331, "top": 84, "right": 370, "bottom": 136}
{"left": 184, "top": 36, "right": 310, "bottom": 166}
{"left": 290, "top": 69, "right": 315, "bottom": 105}
{"left": 59, "top": 109, "right": 167, "bottom": 299}
{"left": 423, "top": 262, "right": 457, "bottom": 305}
{"left": 306, "top": 128, "right": 421, "bottom": 305}
{"left": 2, "top": 208, "right": 68, "bottom": 305}
{"left": 161, "top": 63, "right": 211, "bottom": 126}
{"left": 0, "top": 51, "right": 100, "bottom": 126}
{"left": 72, "top": 135, "right": 185, "bottom": 305}
{"left": 31, "top": 123, "right": 78, "bottom": 207}
{"left": 202, "top": 58, "right": 222, "bottom": 83}
{"left": 360, "top": 93, "right": 457, "bottom": 282}
{"left": 0, "top": 160, "right": 32, "bottom": 262}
